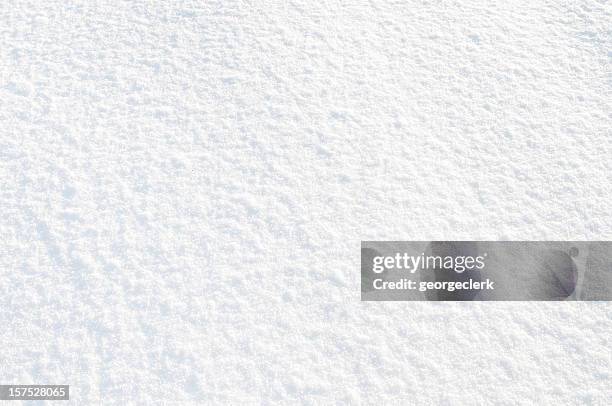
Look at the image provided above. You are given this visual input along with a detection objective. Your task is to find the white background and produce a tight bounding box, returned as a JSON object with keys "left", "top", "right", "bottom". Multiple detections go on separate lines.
{"left": 1, "top": 1, "right": 611, "bottom": 404}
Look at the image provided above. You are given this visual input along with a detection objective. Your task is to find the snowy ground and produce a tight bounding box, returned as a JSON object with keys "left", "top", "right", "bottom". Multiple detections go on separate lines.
{"left": 1, "top": 1, "right": 611, "bottom": 404}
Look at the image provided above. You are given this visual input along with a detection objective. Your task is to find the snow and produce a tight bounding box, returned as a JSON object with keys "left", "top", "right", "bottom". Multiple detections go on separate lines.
{"left": 1, "top": 0, "right": 611, "bottom": 404}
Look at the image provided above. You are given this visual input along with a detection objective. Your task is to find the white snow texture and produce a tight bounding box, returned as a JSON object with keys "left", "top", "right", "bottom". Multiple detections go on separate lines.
{"left": 1, "top": 1, "right": 611, "bottom": 404}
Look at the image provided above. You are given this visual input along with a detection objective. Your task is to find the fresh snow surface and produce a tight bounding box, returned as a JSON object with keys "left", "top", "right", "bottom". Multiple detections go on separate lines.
{"left": 1, "top": 1, "right": 611, "bottom": 404}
